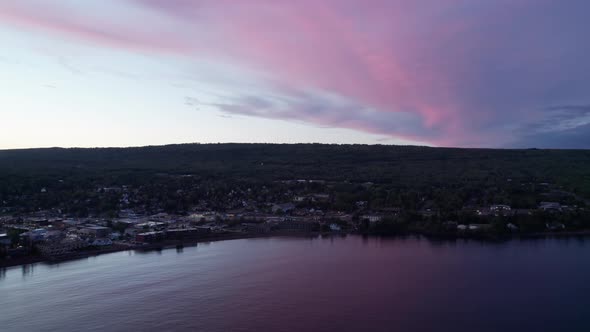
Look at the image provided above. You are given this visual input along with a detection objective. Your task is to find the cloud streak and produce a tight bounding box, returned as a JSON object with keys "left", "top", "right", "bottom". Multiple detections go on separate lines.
{"left": 2, "top": 0, "right": 590, "bottom": 147}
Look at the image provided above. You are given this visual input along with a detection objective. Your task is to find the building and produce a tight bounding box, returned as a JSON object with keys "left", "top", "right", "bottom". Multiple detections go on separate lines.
{"left": 418, "top": 209, "right": 437, "bottom": 217}
{"left": 468, "top": 224, "right": 492, "bottom": 231}
{"left": 311, "top": 194, "right": 330, "bottom": 202}
{"left": 22, "top": 229, "right": 63, "bottom": 244}
{"left": 275, "top": 220, "right": 319, "bottom": 232}
{"left": 0, "top": 233, "right": 11, "bottom": 253}
{"left": 329, "top": 224, "right": 342, "bottom": 232}
{"left": 293, "top": 196, "right": 306, "bottom": 203}
{"left": 443, "top": 221, "right": 458, "bottom": 230}
{"left": 546, "top": 222, "right": 565, "bottom": 231}
{"left": 242, "top": 223, "right": 271, "bottom": 234}
{"left": 20, "top": 229, "right": 50, "bottom": 243}
{"left": 124, "top": 228, "right": 138, "bottom": 238}
{"left": 324, "top": 213, "right": 353, "bottom": 223}
{"left": 37, "top": 237, "right": 88, "bottom": 257}
{"left": 507, "top": 223, "right": 519, "bottom": 231}
{"left": 188, "top": 212, "right": 216, "bottom": 222}
{"left": 490, "top": 205, "right": 512, "bottom": 216}
{"left": 356, "top": 201, "right": 368, "bottom": 208}
{"left": 539, "top": 202, "right": 562, "bottom": 212}
{"left": 490, "top": 205, "right": 511, "bottom": 212}
{"left": 272, "top": 203, "right": 296, "bottom": 214}
{"left": 361, "top": 215, "right": 382, "bottom": 224}
{"left": 80, "top": 226, "right": 111, "bottom": 238}
{"left": 166, "top": 227, "right": 211, "bottom": 240}
{"left": 90, "top": 238, "right": 113, "bottom": 246}
{"left": 62, "top": 219, "right": 82, "bottom": 228}
{"left": 135, "top": 231, "right": 165, "bottom": 243}
{"left": 0, "top": 233, "right": 10, "bottom": 246}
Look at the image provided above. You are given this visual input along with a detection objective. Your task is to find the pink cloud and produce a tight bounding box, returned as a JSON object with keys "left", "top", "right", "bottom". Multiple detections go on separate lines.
{"left": 2, "top": 0, "right": 589, "bottom": 147}
{"left": 0, "top": 2, "right": 195, "bottom": 55}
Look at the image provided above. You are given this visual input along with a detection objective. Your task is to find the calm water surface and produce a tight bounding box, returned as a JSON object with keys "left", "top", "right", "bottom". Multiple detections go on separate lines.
{"left": 1, "top": 235, "right": 590, "bottom": 332}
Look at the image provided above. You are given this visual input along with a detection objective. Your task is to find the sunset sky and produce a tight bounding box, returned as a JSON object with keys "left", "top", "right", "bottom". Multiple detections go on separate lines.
{"left": 1, "top": 0, "right": 589, "bottom": 149}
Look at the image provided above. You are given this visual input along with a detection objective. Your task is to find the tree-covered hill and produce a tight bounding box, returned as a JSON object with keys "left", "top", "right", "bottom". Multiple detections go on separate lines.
{"left": 1, "top": 143, "right": 589, "bottom": 196}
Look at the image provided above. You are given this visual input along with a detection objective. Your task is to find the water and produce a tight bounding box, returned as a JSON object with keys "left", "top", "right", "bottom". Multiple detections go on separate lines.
{"left": 1, "top": 235, "right": 590, "bottom": 332}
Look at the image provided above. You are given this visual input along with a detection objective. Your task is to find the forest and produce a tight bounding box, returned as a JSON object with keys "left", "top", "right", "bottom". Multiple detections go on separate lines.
{"left": 0, "top": 144, "right": 589, "bottom": 230}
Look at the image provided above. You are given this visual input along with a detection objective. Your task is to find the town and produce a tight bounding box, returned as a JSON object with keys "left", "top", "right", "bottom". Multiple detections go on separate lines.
{"left": 2, "top": 173, "right": 589, "bottom": 267}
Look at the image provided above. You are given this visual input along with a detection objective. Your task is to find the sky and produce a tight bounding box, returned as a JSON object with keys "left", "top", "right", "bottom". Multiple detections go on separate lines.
{"left": 1, "top": 0, "right": 589, "bottom": 149}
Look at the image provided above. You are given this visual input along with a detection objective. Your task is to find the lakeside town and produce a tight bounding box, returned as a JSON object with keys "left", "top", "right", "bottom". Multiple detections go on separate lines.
{"left": 2, "top": 175, "right": 589, "bottom": 267}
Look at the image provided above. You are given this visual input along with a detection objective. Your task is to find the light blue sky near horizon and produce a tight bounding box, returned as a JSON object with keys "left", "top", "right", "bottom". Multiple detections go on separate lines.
{"left": 2, "top": 0, "right": 590, "bottom": 149}
{"left": 0, "top": 26, "right": 416, "bottom": 149}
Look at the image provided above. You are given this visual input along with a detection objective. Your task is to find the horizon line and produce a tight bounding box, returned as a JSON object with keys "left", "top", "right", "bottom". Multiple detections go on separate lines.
{"left": 0, "top": 142, "right": 584, "bottom": 152}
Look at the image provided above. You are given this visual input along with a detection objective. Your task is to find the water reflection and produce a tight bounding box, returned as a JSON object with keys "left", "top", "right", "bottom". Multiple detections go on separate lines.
{"left": 1, "top": 236, "right": 590, "bottom": 332}
{"left": 361, "top": 234, "right": 370, "bottom": 245}
{"left": 48, "top": 262, "right": 61, "bottom": 269}
{"left": 21, "top": 263, "right": 34, "bottom": 278}
{"left": 575, "top": 236, "right": 587, "bottom": 246}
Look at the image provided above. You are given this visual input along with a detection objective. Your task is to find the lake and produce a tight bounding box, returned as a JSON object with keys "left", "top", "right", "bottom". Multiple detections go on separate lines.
{"left": 1, "top": 235, "right": 590, "bottom": 331}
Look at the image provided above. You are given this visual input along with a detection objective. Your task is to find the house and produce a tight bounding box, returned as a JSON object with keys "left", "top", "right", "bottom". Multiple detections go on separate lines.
{"left": 476, "top": 209, "right": 490, "bottom": 216}
{"left": 355, "top": 201, "right": 368, "bottom": 208}
{"left": 490, "top": 205, "right": 511, "bottom": 212}
{"left": 507, "top": 223, "right": 519, "bottom": 231}
{"left": 272, "top": 203, "right": 296, "bottom": 214}
{"left": 361, "top": 215, "right": 382, "bottom": 223}
{"left": 189, "top": 212, "right": 216, "bottom": 222}
{"left": 124, "top": 228, "right": 138, "bottom": 238}
{"left": 468, "top": 224, "right": 492, "bottom": 231}
{"left": 539, "top": 202, "right": 562, "bottom": 212}
{"left": 293, "top": 196, "right": 305, "bottom": 203}
{"left": 329, "top": 224, "right": 342, "bottom": 232}
{"left": 490, "top": 205, "right": 512, "bottom": 216}
{"left": 115, "top": 219, "right": 140, "bottom": 229}
{"left": 546, "top": 222, "right": 565, "bottom": 231}
{"left": 418, "top": 209, "right": 437, "bottom": 217}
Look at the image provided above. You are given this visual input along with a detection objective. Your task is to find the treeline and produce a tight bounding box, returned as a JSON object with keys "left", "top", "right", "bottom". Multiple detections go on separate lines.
{"left": 1, "top": 144, "right": 589, "bottom": 187}
{"left": 0, "top": 144, "right": 589, "bottom": 217}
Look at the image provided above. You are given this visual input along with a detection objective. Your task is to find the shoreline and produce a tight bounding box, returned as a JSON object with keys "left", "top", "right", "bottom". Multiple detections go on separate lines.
{"left": 0, "top": 232, "right": 314, "bottom": 269}
{"left": 2, "top": 230, "right": 590, "bottom": 269}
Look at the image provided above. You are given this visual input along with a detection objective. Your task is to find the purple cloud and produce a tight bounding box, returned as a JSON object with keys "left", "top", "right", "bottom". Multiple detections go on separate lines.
{"left": 1, "top": 0, "right": 590, "bottom": 147}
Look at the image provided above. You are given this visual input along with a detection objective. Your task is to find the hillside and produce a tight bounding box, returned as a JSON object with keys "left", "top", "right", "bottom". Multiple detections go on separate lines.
{"left": 0, "top": 144, "right": 589, "bottom": 195}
